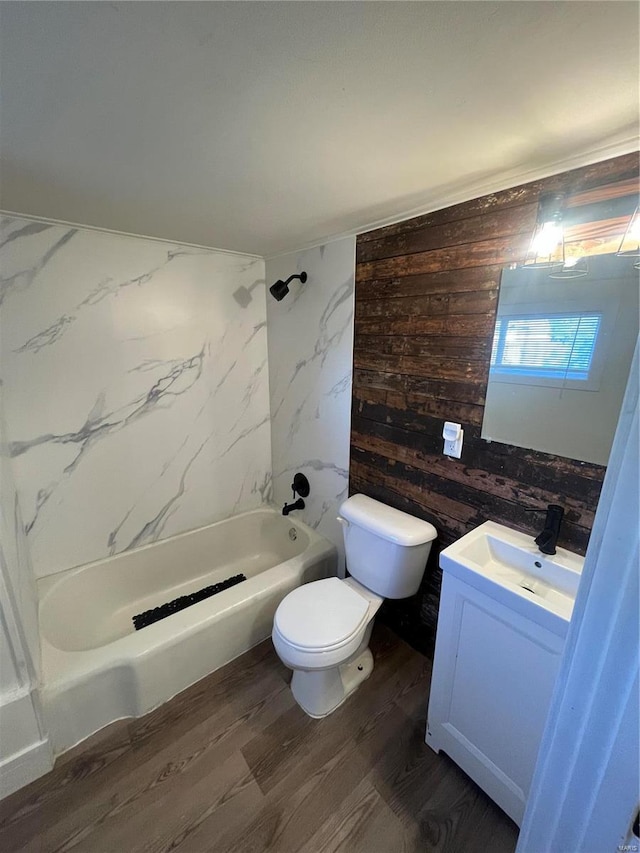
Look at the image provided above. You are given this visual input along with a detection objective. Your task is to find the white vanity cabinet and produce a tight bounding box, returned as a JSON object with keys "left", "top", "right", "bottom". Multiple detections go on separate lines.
{"left": 425, "top": 521, "right": 583, "bottom": 826}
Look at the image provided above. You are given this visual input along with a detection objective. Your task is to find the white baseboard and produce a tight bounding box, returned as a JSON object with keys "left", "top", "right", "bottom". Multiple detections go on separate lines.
{"left": 0, "top": 738, "right": 53, "bottom": 801}
{"left": 0, "top": 689, "right": 54, "bottom": 801}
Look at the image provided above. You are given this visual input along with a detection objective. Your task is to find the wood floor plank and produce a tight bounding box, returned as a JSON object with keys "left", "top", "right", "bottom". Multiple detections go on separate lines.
{"left": 0, "top": 626, "right": 518, "bottom": 853}
{"left": 1, "top": 670, "right": 291, "bottom": 853}
{"left": 17, "top": 730, "right": 253, "bottom": 852}
{"left": 240, "top": 627, "right": 418, "bottom": 796}
{"left": 128, "top": 640, "right": 288, "bottom": 751}
{"left": 297, "top": 774, "right": 407, "bottom": 853}
{"left": 368, "top": 714, "right": 450, "bottom": 828}
{"left": 133, "top": 752, "right": 262, "bottom": 853}
{"left": 407, "top": 754, "right": 518, "bottom": 853}
{"left": 439, "top": 775, "right": 520, "bottom": 853}
{"left": 149, "top": 775, "right": 263, "bottom": 853}
{"left": 219, "top": 739, "right": 372, "bottom": 853}
{"left": 272, "top": 707, "right": 408, "bottom": 852}
{"left": 129, "top": 664, "right": 296, "bottom": 773}
{"left": 0, "top": 725, "right": 133, "bottom": 850}
{"left": 230, "top": 647, "right": 434, "bottom": 852}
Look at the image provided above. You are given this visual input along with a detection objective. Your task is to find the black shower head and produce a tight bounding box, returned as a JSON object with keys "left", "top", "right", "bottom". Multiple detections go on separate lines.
{"left": 269, "top": 279, "right": 290, "bottom": 301}
{"left": 269, "top": 271, "right": 307, "bottom": 301}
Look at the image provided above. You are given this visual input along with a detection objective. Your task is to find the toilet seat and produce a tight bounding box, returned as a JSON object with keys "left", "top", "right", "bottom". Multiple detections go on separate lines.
{"left": 274, "top": 577, "right": 369, "bottom": 652}
{"left": 272, "top": 578, "right": 375, "bottom": 670}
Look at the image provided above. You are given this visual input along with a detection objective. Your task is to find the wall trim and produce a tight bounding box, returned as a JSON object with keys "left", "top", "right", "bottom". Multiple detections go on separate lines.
{"left": 266, "top": 135, "right": 640, "bottom": 259}
{"left": 3, "top": 137, "right": 637, "bottom": 263}
{"left": 0, "top": 738, "right": 54, "bottom": 802}
{"left": 0, "top": 209, "right": 263, "bottom": 260}
{"left": 0, "top": 689, "right": 53, "bottom": 801}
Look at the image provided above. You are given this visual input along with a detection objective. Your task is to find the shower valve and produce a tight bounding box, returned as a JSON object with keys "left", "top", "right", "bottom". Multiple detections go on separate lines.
{"left": 282, "top": 472, "right": 310, "bottom": 516}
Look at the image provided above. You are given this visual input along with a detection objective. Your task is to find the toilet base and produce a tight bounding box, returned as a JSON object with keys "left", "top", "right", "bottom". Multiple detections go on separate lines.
{"left": 291, "top": 647, "right": 374, "bottom": 719}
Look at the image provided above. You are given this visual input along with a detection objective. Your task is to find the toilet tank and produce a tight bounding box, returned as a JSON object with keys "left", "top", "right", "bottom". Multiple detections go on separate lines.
{"left": 338, "top": 495, "right": 437, "bottom": 599}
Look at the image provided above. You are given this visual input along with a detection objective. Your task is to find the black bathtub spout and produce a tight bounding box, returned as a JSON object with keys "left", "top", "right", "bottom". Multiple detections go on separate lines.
{"left": 282, "top": 498, "right": 305, "bottom": 516}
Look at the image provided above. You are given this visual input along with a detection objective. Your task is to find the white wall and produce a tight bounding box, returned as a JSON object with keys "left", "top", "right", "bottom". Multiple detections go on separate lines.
{"left": 266, "top": 237, "right": 355, "bottom": 574}
{"left": 0, "top": 215, "right": 272, "bottom": 577}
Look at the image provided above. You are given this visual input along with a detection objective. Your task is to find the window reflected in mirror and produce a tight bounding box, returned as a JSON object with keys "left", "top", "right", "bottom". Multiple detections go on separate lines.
{"left": 482, "top": 185, "right": 639, "bottom": 466}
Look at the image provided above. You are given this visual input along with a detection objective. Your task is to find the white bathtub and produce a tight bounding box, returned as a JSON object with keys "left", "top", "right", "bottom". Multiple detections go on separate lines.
{"left": 37, "top": 507, "right": 337, "bottom": 754}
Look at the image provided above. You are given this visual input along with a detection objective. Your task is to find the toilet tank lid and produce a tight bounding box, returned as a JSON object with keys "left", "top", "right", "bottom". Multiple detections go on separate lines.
{"left": 339, "top": 495, "right": 437, "bottom": 546}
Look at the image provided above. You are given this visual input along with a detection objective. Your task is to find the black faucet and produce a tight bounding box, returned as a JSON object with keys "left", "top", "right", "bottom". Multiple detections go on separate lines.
{"left": 534, "top": 504, "right": 565, "bottom": 555}
{"left": 282, "top": 497, "right": 305, "bottom": 516}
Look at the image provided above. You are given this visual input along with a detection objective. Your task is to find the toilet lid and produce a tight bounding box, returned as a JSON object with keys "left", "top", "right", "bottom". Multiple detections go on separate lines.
{"left": 274, "top": 578, "right": 370, "bottom": 651}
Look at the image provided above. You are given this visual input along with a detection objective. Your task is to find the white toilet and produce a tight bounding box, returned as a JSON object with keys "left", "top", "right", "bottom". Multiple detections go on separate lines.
{"left": 272, "top": 494, "right": 437, "bottom": 718}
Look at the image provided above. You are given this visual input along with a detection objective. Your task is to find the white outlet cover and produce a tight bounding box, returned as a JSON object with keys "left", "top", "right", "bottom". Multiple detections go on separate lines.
{"left": 444, "top": 431, "right": 463, "bottom": 458}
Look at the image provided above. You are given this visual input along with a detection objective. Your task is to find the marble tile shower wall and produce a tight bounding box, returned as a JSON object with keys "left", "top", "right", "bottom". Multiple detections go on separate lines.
{"left": 0, "top": 415, "right": 40, "bottom": 678}
{"left": 0, "top": 215, "right": 271, "bottom": 578}
{"left": 266, "top": 237, "right": 355, "bottom": 574}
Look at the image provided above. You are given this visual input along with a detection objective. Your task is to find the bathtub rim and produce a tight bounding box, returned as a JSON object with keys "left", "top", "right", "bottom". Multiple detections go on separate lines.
{"left": 37, "top": 504, "right": 314, "bottom": 654}
{"left": 38, "top": 503, "right": 309, "bottom": 588}
{"left": 38, "top": 506, "right": 336, "bottom": 690}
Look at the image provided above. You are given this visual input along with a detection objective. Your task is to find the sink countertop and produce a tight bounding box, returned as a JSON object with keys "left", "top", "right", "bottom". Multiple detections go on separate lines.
{"left": 440, "top": 520, "right": 585, "bottom": 634}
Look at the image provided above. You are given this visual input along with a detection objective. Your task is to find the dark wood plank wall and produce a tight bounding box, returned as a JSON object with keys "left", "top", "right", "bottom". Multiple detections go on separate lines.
{"left": 350, "top": 151, "right": 639, "bottom": 653}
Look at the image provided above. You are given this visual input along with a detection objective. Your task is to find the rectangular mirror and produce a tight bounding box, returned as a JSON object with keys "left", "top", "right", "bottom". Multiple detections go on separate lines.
{"left": 482, "top": 249, "right": 638, "bottom": 466}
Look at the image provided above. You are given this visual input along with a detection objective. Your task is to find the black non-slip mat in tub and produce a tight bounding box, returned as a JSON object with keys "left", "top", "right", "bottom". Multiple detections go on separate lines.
{"left": 132, "top": 573, "right": 247, "bottom": 630}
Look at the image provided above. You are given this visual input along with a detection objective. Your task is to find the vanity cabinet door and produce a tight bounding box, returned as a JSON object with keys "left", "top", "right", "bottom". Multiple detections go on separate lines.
{"left": 426, "top": 572, "right": 565, "bottom": 825}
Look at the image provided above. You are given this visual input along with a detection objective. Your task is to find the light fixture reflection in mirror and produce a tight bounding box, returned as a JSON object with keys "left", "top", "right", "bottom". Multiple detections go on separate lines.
{"left": 481, "top": 253, "right": 639, "bottom": 466}
{"left": 617, "top": 206, "right": 640, "bottom": 270}
{"left": 523, "top": 192, "right": 566, "bottom": 270}
{"left": 549, "top": 255, "right": 589, "bottom": 279}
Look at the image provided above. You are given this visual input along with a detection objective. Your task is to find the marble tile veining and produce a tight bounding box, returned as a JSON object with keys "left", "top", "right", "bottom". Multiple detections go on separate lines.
{"left": 0, "top": 386, "right": 40, "bottom": 678}
{"left": 266, "top": 237, "right": 355, "bottom": 574}
{"left": 0, "top": 216, "right": 271, "bottom": 577}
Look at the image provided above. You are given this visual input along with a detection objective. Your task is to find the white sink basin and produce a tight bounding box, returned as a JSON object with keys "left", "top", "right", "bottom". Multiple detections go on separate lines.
{"left": 440, "top": 520, "right": 584, "bottom": 633}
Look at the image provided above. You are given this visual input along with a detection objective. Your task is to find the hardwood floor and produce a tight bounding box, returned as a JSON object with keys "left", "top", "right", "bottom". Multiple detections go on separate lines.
{"left": 0, "top": 625, "right": 519, "bottom": 853}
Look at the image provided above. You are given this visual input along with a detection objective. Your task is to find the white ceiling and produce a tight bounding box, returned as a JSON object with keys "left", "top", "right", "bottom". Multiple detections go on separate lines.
{"left": 1, "top": 2, "right": 638, "bottom": 257}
